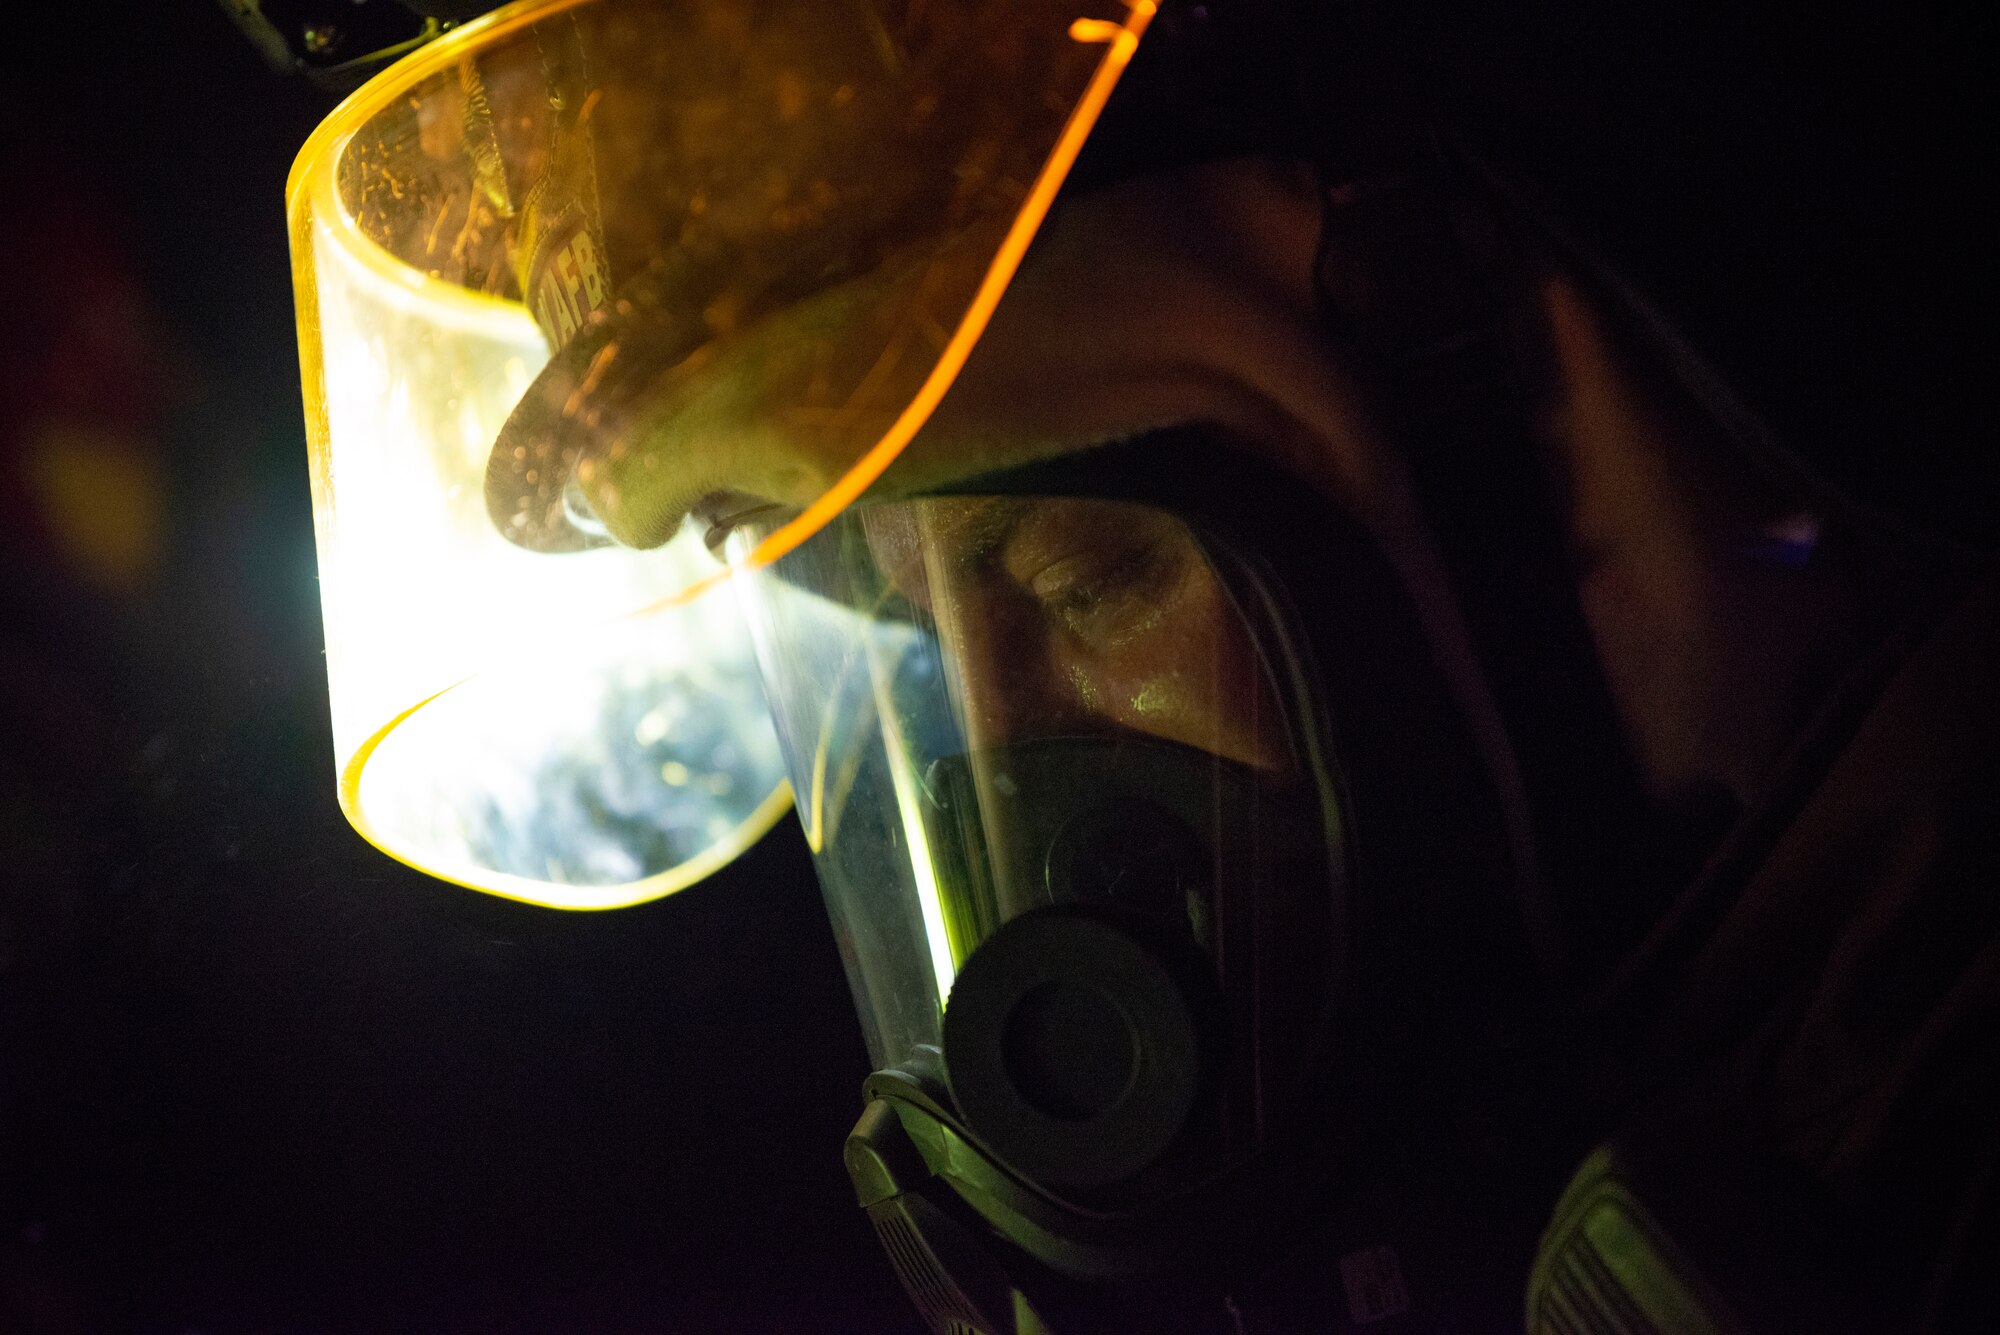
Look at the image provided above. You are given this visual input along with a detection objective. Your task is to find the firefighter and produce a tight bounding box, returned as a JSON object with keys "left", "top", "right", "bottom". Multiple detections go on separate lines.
{"left": 267, "top": 2, "right": 1995, "bottom": 1328}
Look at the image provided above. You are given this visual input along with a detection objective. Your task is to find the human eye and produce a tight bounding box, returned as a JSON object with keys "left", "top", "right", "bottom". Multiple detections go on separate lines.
{"left": 1010, "top": 504, "right": 1188, "bottom": 649}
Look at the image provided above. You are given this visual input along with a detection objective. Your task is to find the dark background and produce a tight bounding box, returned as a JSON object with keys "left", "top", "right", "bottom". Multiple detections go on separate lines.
{"left": 3, "top": 3, "right": 1991, "bottom": 1332}
{"left": 1, "top": 6, "right": 917, "bottom": 1331}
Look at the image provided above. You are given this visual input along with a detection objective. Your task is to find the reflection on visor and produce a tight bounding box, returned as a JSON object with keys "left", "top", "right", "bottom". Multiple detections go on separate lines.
{"left": 731, "top": 496, "right": 1347, "bottom": 1184}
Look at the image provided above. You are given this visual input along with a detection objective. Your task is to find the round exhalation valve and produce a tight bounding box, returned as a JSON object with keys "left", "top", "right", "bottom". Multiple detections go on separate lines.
{"left": 942, "top": 905, "right": 1214, "bottom": 1189}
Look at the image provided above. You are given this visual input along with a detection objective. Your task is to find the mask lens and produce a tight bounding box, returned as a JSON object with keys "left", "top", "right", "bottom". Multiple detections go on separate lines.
{"left": 729, "top": 496, "right": 1346, "bottom": 1180}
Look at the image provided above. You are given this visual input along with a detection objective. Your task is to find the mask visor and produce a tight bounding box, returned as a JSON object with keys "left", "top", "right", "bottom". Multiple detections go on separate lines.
{"left": 729, "top": 495, "right": 1347, "bottom": 1187}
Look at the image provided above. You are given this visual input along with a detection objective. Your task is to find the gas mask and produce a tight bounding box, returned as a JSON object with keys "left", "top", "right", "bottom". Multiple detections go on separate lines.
{"left": 725, "top": 421, "right": 1574, "bottom": 1330}
{"left": 733, "top": 483, "right": 1347, "bottom": 1328}
{"left": 285, "top": 1, "right": 1570, "bottom": 1328}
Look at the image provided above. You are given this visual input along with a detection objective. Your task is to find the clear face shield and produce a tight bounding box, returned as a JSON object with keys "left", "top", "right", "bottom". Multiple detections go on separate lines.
{"left": 286, "top": 0, "right": 1154, "bottom": 905}
{"left": 730, "top": 493, "right": 1348, "bottom": 1198}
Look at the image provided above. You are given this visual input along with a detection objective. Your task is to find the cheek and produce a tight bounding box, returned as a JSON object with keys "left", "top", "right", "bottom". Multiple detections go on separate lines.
{"left": 1071, "top": 577, "right": 1288, "bottom": 773}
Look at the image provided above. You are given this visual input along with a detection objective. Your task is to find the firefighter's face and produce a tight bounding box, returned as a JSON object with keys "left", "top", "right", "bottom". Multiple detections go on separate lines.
{"left": 860, "top": 496, "right": 1288, "bottom": 771}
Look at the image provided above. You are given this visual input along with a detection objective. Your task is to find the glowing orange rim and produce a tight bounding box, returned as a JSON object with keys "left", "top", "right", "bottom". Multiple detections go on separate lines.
{"left": 297, "top": 0, "right": 1158, "bottom": 907}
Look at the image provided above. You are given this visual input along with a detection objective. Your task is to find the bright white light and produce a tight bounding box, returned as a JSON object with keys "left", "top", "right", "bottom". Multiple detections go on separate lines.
{"left": 302, "top": 182, "right": 788, "bottom": 906}
{"left": 863, "top": 635, "right": 958, "bottom": 1009}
